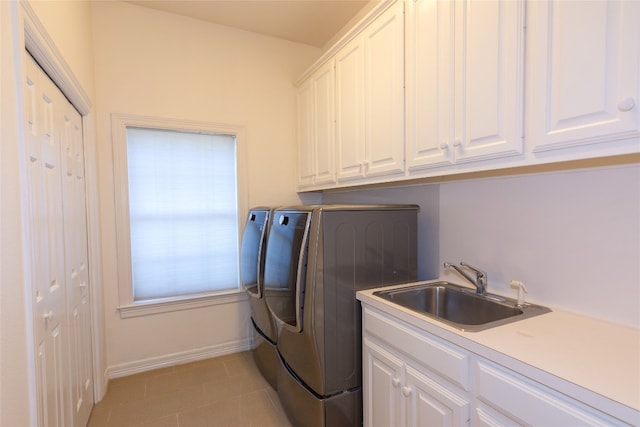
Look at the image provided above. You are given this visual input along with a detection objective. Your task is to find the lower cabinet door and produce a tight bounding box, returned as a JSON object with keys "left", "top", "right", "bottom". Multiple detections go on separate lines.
{"left": 475, "top": 360, "right": 627, "bottom": 426}
{"left": 405, "top": 365, "right": 470, "bottom": 427}
{"left": 364, "top": 335, "right": 471, "bottom": 427}
{"left": 473, "top": 402, "right": 521, "bottom": 427}
{"left": 363, "top": 337, "right": 404, "bottom": 427}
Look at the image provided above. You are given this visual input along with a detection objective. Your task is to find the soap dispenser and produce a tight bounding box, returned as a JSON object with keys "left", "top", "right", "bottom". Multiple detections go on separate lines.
{"left": 509, "top": 280, "right": 528, "bottom": 308}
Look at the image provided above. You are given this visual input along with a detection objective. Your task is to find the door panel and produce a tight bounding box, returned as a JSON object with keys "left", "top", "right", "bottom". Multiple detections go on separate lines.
{"left": 456, "top": 0, "right": 524, "bottom": 162}
{"left": 406, "top": 0, "right": 455, "bottom": 170}
{"left": 263, "top": 211, "right": 311, "bottom": 333}
{"left": 61, "top": 100, "right": 94, "bottom": 427}
{"left": 364, "top": 2, "right": 405, "bottom": 177}
{"left": 528, "top": 0, "right": 640, "bottom": 150}
{"left": 363, "top": 338, "right": 404, "bottom": 427}
{"left": 336, "top": 37, "right": 365, "bottom": 181}
{"left": 25, "top": 53, "right": 93, "bottom": 427}
{"left": 297, "top": 81, "right": 315, "bottom": 187}
{"left": 26, "top": 53, "right": 70, "bottom": 427}
{"left": 313, "top": 61, "right": 336, "bottom": 185}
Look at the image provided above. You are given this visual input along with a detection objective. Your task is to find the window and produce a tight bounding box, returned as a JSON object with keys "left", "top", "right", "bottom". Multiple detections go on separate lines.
{"left": 112, "top": 115, "right": 248, "bottom": 317}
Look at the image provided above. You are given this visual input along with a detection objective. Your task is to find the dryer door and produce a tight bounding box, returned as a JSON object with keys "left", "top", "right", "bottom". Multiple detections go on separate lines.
{"left": 263, "top": 210, "right": 311, "bottom": 333}
{"left": 240, "top": 209, "right": 270, "bottom": 298}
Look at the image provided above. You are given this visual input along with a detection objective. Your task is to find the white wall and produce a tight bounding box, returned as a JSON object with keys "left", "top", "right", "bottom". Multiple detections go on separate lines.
{"left": 324, "top": 163, "right": 640, "bottom": 328}
{"left": 439, "top": 163, "right": 640, "bottom": 328}
{"left": 28, "top": 0, "right": 95, "bottom": 94}
{"left": 90, "top": 1, "right": 321, "bottom": 373}
{"left": 1, "top": 4, "right": 32, "bottom": 425}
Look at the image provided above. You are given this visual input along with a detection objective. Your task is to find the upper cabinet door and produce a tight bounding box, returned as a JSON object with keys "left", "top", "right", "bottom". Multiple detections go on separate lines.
{"left": 336, "top": 1, "right": 405, "bottom": 183}
{"left": 454, "top": 0, "right": 525, "bottom": 163}
{"left": 297, "top": 80, "right": 315, "bottom": 188}
{"left": 406, "top": 0, "right": 455, "bottom": 170}
{"left": 406, "top": 0, "right": 525, "bottom": 171}
{"left": 312, "top": 61, "right": 336, "bottom": 185}
{"left": 527, "top": 0, "right": 640, "bottom": 152}
{"left": 297, "top": 61, "right": 336, "bottom": 189}
{"left": 336, "top": 37, "right": 366, "bottom": 181}
{"left": 363, "top": 1, "right": 405, "bottom": 178}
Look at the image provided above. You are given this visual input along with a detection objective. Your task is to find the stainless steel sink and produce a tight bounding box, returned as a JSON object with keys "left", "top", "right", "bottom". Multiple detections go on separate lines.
{"left": 373, "top": 282, "right": 551, "bottom": 332}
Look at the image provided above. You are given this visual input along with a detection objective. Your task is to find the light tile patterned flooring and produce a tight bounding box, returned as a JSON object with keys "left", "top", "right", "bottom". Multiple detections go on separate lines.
{"left": 87, "top": 351, "right": 292, "bottom": 427}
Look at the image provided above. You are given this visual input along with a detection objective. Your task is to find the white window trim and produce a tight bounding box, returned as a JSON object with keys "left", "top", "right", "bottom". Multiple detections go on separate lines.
{"left": 111, "top": 113, "right": 248, "bottom": 318}
{"left": 118, "top": 290, "right": 249, "bottom": 319}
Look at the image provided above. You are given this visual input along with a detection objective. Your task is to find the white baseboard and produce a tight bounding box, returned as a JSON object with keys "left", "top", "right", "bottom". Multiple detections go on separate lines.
{"left": 106, "top": 338, "right": 253, "bottom": 379}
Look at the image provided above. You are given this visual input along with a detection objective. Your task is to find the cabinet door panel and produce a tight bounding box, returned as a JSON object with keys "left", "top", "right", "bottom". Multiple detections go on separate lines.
{"left": 406, "top": 365, "right": 470, "bottom": 427}
{"left": 364, "top": 2, "right": 405, "bottom": 177}
{"left": 363, "top": 338, "right": 404, "bottom": 427}
{"left": 474, "top": 402, "right": 521, "bottom": 427}
{"left": 336, "top": 38, "right": 365, "bottom": 181}
{"left": 455, "top": 0, "right": 524, "bottom": 162}
{"left": 528, "top": 0, "right": 640, "bottom": 151}
{"left": 313, "top": 62, "right": 336, "bottom": 185}
{"left": 406, "top": 0, "right": 455, "bottom": 170}
{"left": 476, "top": 360, "right": 624, "bottom": 426}
{"left": 297, "top": 81, "right": 315, "bottom": 187}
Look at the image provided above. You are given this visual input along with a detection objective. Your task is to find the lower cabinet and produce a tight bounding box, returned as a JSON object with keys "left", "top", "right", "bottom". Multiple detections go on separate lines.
{"left": 363, "top": 338, "right": 404, "bottom": 426}
{"left": 406, "top": 365, "right": 470, "bottom": 427}
{"left": 364, "top": 337, "right": 470, "bottom": 427}
{"left": 473, "top": 359, "right": 625, "bottom": 426}
{"left": 362, "top": 306, "right": 632, "bottom": 427}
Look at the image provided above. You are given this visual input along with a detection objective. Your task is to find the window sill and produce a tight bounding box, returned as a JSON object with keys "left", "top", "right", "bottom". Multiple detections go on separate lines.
{"left": 118, "top": 290, "right": 249, "bottom": 319}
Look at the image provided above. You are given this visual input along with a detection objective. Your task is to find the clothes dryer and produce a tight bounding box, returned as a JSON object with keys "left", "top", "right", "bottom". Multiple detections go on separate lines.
{"left": 264, "top": 205, "right": 418, "bottom": 426}
{"left": 240, "top": 207, "right": 278, "bottom": 389}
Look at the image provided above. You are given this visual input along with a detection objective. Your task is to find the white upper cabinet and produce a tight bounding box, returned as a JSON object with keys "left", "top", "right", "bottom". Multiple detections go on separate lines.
{"left": 297, "top": 0, "right": 639, "bottom": 192}
{"left": 336, "top": 1, "right": 405, "bottom": 183}
{"left": 297, "top": 60, "right": 336, "bottom": 188}
{"left": 363, "top": 1, "right": 405, "bottom": 178}
{"left": 313, "top": 61, "right": 336, "bottom": 185}
{"left": 297, "top": 79, "right": 315, "bottom": 187}
{"left": 527, "top": 0, "right": 640, "bottom": 154}
{"left": 406, "top": 0, "right": 525, "bottom": 171}
{"left": 335, "top": 36, "right": 365, "bottom": 181}
{"left": 405, "top": 0, "right": 455, "bottom": 169}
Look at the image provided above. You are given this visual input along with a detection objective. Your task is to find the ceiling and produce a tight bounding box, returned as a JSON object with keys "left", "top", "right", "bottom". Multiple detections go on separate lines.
{"left": 127, "top": 0, "right": 373, "bottom": 48}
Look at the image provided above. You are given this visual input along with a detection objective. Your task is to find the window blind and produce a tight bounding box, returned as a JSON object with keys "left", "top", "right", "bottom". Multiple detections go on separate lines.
{"left": 126, "top": 127, "right": 239, "bottom": 301}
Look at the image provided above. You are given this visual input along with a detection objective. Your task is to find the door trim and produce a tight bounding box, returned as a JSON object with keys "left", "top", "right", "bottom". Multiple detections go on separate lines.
{"left": 22, "top": 3, "right": 91, "bottom": 115}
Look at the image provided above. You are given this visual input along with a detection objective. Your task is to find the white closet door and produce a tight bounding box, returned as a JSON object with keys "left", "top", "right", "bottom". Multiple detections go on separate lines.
{"left": 24, "top": 53, "right": 93, "bottom": 427}
{"left": 60, "top": 97, "right": 94, "bottom": 427}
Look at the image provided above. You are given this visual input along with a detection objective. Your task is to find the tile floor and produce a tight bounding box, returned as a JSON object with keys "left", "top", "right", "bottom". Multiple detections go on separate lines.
{"left": 87, "top": 351, "right": 292, "bottom": 427}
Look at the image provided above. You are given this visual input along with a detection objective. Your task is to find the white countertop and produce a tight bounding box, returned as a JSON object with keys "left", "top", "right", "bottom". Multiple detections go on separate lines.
{"left": 357, "top": 280, "right": 640, "bottom": 423}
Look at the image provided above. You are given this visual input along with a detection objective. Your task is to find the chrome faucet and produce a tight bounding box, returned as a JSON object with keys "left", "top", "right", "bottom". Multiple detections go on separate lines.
{"left": 444, "top": 261, "right": 488, "bottom": 295}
